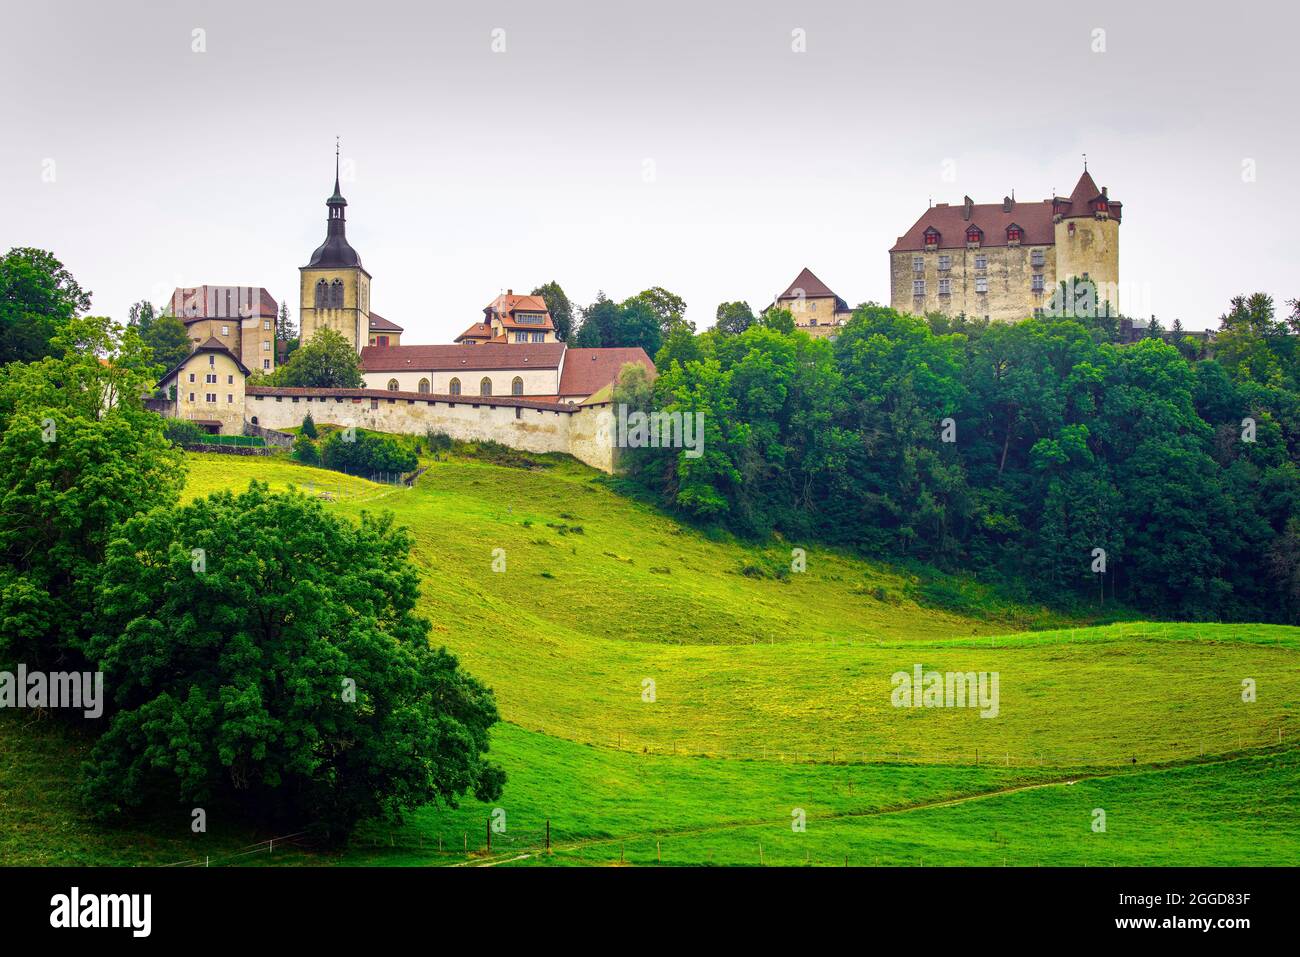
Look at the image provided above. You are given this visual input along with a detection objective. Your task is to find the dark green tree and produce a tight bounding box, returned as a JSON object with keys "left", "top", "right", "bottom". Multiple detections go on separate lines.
{"left": 530, "top": 281, "right": 574, "bottom": 341}
{"left": 83, "top": 482, "right": 504, "bottom": 838}
{"left": 275, "top": 327, "right": 364, "bottom": 388}
{"left": 0, "top": 316, "right": 185, "bottom": 670}
{"left": 0, "top": 247, "right": 92, "bottom": 365}
{"left": 714, "top": 301, "right": 755, "bottom": 335}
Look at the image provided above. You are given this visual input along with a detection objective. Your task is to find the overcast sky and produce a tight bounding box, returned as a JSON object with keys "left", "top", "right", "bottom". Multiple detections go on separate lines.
{"left": 1, "top": 0, "right": 1296, "bottom": 338}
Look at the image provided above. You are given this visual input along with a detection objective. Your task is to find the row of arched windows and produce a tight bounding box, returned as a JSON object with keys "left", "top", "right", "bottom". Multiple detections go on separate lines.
{"left": 384, "top": 377, "right": 525, "bottom": 396}
{"left": 314, "top": 279, "right": 345, "bottom": 309}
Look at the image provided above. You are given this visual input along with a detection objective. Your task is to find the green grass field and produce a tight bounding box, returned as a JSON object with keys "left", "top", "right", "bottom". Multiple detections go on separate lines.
{"left": 4, "top": 447, "right": 1297, "bottom": 866}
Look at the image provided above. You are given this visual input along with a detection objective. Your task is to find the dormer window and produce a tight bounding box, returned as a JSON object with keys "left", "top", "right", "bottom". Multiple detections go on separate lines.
{"left": 965, "top": 227, "right": 982, "bottom": 247}
{"left": 923, "top": 228, "right": 940, "bottom": 250}
{"left": 1006, "top": 224, "right": 1024, "bottom": 245}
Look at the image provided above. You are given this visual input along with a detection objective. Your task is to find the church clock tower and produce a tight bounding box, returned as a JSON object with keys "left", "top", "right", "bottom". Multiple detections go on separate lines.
{"left": 299, "top": 142, "right": 371, "bottom": 353}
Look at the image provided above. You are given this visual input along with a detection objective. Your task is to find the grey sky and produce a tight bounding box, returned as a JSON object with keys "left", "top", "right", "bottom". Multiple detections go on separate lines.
{"left": 1, "top": 0, "right": 1296, "bottom": 338}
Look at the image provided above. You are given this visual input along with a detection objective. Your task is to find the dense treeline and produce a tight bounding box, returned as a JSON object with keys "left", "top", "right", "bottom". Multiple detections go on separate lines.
{"left": 619, "top": 296, "right": 1300, "bottom": 622}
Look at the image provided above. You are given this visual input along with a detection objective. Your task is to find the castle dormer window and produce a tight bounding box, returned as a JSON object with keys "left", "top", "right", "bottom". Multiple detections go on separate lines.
{"left": 923, "top": 228, "right": 940, "bottom": 250}
{"left": 1006, "top": 224, "right": 1024, "bottom": 245}
{"left": 965, "top": 227, "right": 982, "bottom": 247}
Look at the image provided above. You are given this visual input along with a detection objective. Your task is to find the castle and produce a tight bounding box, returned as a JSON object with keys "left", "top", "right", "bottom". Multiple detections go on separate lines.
{"left": 889, "top": 168, "right": 1122, "bottom": 323}
{"left": 152, "top": 153, "right": 652, "bottom": 472}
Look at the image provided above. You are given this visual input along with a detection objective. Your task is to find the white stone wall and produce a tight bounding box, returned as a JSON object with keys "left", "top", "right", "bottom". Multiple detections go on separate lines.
{"left": 246, "top": 391, "right": 616, "bottom": 472}
{"left": 362, "top": 367, "right": 559, "bottom": 396}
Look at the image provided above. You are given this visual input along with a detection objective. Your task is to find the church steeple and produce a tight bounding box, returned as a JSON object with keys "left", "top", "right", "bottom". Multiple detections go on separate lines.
{"left": 307, "top": 139, "right": 362, "bottom": 268}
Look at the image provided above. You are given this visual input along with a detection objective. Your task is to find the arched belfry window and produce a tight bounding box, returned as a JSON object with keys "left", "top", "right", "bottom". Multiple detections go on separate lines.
{"left": 329, "top": 280, "right": 344, "bottom": 309}
{"left": 449, "top": 378, "right": 461, "bottom": 396}
{"left": 511, "top": 376, "right": 524, "bottom": 396}
{"left": 480, "top": 377, "right": 493, "bottom": 396}
{"left": 315, "top": 279, "right": 328, "bottom": 308}
{"left": 387, "top": 379, "right": 399, "bottom": 391}
{"left": 418, "top": 378, "right": 430, "bottom": 394}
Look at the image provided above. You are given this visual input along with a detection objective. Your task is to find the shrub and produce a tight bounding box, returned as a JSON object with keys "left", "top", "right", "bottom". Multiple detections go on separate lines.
{"left": 162, "top": 418, "right": 208, "bottom": 446}
{"left": 293, "top": 434, "right": 320, "bottom": 466}
{"left": 321, "top": 429, "right": 418, "bottom": 477}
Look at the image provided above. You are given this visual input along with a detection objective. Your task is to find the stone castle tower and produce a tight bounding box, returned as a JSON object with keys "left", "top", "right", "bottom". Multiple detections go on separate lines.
{"left": 1052, "top": 168, "right": 1122, "bottom": 312}
{"left": 299, "top": 145, "right": 371, "bottom": 353}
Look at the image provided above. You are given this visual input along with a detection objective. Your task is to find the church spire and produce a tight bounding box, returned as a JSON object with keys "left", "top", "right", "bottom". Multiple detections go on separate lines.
{"left": 307, "top": 139, "right": 361, "bottom": 268}
{"left": 327, "top": 137, "right": 347, "bottom": 214}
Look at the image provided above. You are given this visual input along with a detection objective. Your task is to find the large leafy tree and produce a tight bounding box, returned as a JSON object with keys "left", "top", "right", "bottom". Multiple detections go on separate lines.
{"left": 0, "top": 247, "right": 92, "bottom": 365}
{"left": 625, "top": 286, "right": 692, "bottom": 337}
{"left": 273, "top": 327, "right": 364, "bottom": 388}
{"left": 83, "top": 482, "right": 504, "bottom": 838}
{"left": 128, "top": 299, "right": 191, "bottom": 370}
{"left": 0, "top": 316, "right": 185, "bottom": 669}
{"left": 530, "top": 281, "right": 574, "bottom": 341}
{"left": 714, "top": 301, "right": 755, "bottom": 335}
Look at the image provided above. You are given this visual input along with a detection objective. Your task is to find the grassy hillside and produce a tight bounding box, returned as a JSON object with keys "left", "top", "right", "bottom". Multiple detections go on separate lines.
{"left": 4, "top": 447, "right": 1296, "bottom": 866}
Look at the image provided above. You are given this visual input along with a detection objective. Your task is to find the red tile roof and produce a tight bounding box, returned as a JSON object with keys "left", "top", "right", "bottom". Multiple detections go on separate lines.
{"left": 247, "top": 385, "right": 577, "bottom": 412}
{"left": 360, "top": 342, "right": 566, "bottom": 373}
{"left": 171, "top": 286, "right": 278, "bottom": 322}
{"left": 485, "top": 292, "right": 555, "bottom": 330}
{"left": 368, "top": 312, "right": 403, "bottom": 332}
{"left": 891, "top": 199, "right": 1056, "bottom": 252}
{"left": 558, "top": 347, "right": 654, "bottom": 397}
{"left": 156, "top": 335, "right": 251, "bottom": 386}
{"left": 773, "top": 267, "right": 849, "bottom": 312}
{"left": 891, "top": 171, "right": 1121, "bottom": 252}
{"left": 454, "top": 322, "right": 494, "bottom": 342}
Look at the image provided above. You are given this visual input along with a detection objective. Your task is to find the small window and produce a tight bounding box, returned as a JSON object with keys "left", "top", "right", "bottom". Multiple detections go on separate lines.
{"left": 206, "top": 393, "right": 216, "bottom": 403}
{"left": 208, "top": 354, "right": 215, "bottom": 366}
{"left": 912, "top": 256, "right": 924, "bottom": 273}
{"left": 938, "top": 278, "right": 952, "bottom": 295}
{"left": 370, "top": 398, "right": 379, "bottom": 410}
{"left": 387, "top": 379, "right": 399, "bottom": 391}
{"left": 221, "top": 325, "right": 229, "bottom": 336}
{"left": 913, "top": 279, "right": 925, "bottom": 296}
{"left": 974, "top": 255, "right": 987, "bottom": 270}
{"left": 975, "top": 276, "right": 988, "bottom": 294}
{"left": 418, "top": 378, "right": 430, "bottom": 394}
{"left": 227, "top": 394, "right": 234, "bottom": 403}
{"left": 188, "top": 392, "right": 195, "bottom": 402}
{"left": 263, "top": 320, "right": 272, "bottom": 330}
{"left": 531, "top": 332, "right": 544, "bottom": 343}
{"left": 515, "top": 331, "right": 527, "bottom": 342}
{"left": 227, "top": 374, "right": 234, "bottom": 384}
{"left": 263, "top": 359, "right": 270, "bottom": 370}
{"left": 480, "top": 377, "right": 493, "bottom": 396}
{"left": 1031, "top": 274, "right": 1045, "bottom": 292}
{"left": 1007, "top": 226, "right": 1023, "bottom": 243}
{"left": 965, "top": 228, "right": 981, "bottom": 246}
{"left": 1031, "top": 249, "right": 1045, "bottom": 267}
{"left": 263, "top": 341, "right": 271, "bottom": 352}
{"left": 449, "top": 378, "right": 461, "bottom": 396}
{"left": 512, "top": 376, "right": 524, "bottom": 396}
{"left": 189, "top": 373, "right": 196, "bottom": 383}
{"left": 938, "top": 255, "right": 951, "bottom": 271}
{"left": 923, "top": 228, "right": 940, "bottom": 248}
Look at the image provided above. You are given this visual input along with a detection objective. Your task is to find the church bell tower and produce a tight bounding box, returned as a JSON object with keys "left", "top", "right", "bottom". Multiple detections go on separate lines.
{"left": 299, "top": 141, "right": 371, "bottom": 353}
